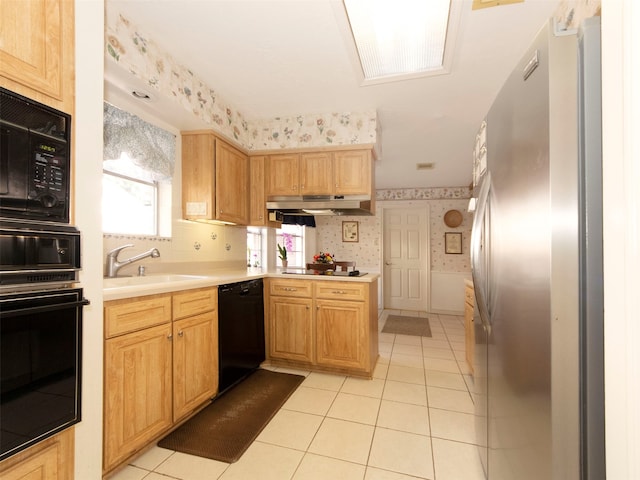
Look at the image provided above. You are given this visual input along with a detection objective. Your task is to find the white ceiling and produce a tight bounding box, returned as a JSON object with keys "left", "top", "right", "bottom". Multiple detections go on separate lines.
{"left": 105, "top": 0, "right": 561, "bottom": 189}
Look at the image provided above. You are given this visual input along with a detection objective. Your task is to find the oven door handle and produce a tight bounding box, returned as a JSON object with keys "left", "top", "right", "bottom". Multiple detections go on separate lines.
{"left": 1, "top": 298, "right": 90, "bottom": 318}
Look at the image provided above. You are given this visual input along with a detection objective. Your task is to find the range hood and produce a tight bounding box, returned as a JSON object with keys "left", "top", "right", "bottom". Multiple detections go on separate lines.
{"left": 266, "top": 195, "right": 374, "bottom": 216}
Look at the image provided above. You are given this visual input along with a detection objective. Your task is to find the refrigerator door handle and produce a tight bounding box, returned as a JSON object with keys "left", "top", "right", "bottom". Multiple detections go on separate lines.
{"left": 470, "top": 172, "right": 492, "bottom": 334}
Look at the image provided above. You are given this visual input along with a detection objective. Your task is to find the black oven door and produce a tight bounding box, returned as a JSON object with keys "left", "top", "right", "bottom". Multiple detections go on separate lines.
{"left": 0, "top": 220, "right": 80, "bottom": 287}
{"left": 0, "top": 288, "right": 88, "bottom": 461}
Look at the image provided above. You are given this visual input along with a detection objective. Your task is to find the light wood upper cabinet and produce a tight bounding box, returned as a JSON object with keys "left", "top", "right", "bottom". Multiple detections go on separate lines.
{"left": 300, "top": 152, "right": 333, "bottom": 194}
{"left": 333, "top": 150, "right": 372, "bottom": 195}
{"left": 267, "top": 153, "right": 300, "bottom": 196}
{"left": 249, "top": 156, "right": 280, "bottom": 227}
{"left": 266, "top": 149, "right": 374, "bottom": 198}
{"left": 182, "top": 132, "right": 249, "bottom": 225}
{"left": 182, "top": 132, "right": 216, "bottom": 220}
{"left": 0, "top": 0, "right": 74, "bottom": 114}
{"left": 215, "top": 140, "right": 249, "bottom": 224}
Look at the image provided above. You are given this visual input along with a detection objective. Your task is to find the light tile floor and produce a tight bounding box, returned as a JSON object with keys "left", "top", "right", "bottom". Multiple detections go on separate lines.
{"left": 108, "top": 310, "right": 486, "bottom": 480}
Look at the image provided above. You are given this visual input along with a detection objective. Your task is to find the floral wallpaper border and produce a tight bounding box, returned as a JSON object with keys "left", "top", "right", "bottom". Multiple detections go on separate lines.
{"left": 106, "top": 13, "right": 379, "bottom": 155}
{"left": 376, "top": 186, "right": 471, "bottom": 201}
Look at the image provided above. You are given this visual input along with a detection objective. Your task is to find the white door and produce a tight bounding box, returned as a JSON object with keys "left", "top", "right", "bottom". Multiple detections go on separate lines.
{"left": 383, "top": 206, "right": 429, "bottom": 311}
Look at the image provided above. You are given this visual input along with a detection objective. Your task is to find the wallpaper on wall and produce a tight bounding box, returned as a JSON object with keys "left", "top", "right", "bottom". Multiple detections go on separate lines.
{"left": 315, "top": 187, "right": 473, "bottom": 274}
{"left": 314, "top": 215, "right": 381, "bottom": 271}
{"left": 105, "top": 13, "right": 379, "bottom": 154}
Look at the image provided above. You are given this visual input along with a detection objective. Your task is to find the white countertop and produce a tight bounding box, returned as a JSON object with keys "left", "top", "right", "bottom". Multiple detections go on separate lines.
{"left": 103, "top": 268, "right": 379, "bottom": 301}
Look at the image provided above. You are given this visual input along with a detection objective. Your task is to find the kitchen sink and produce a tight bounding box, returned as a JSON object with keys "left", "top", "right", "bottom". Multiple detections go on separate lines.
{"left": 103, "top": 274, "right": 208, "bottom": 288}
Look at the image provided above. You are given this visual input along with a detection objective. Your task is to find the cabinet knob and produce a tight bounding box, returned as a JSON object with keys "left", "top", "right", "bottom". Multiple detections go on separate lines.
{"left": 332, "top": 290, "right": 347, "bottom": 295}
{"left": 167, "top": 333, "right": 173, "bottom": 340}
{"left": 178, "top": 330, "right": 184, "bottom": 337}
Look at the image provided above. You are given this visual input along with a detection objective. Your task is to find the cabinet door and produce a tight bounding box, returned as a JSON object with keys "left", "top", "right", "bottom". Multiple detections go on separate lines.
{"left": 104, "top": 324, "right": 173, "bottom": 472}
{"left": 182, "top": 133, "right": 216, "bottom": 220}
{"left": 315, "top": 299, "right": 367, "bottom": 370}
{"left": 216, "top": 139, "right": 249, "bottom": 224}
{"left": 269, "top": 296, "right": 313, "bottom": 363}
{"left": 300, "top": 152, "right": 333, "bottom": 194}
{"left": 333, "top": 150, "right": 371, "bottom": 195}
{"left": 173, "top": 312, "right": 218, "bottom": 420}
{"left": 464, "top": 283, "right": 475, "bottom": 374}
{"left": 249, "top": 155, "right": 268, "bottom": 225}
{"left": 0, "top": 428, "right": 73, "bottom": 480}
{"left": 0, "top": 0, "right": 74, "bottom": 114}
{"left": 267, "top": 154, "right": 299, "bottom": 196}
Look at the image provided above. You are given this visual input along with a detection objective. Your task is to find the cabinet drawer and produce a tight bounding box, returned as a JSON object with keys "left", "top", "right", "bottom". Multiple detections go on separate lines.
{"left": 173, "top": 287, "right": 217, "bottom": 320}
{"left": 105, "top": 294, "right": 172, "bottom": 338}
{"left": 269, "top": 279, "right": 312, "bottom": 298}
{"left": 315, "top": 281, "right": 366, "bottom": 301}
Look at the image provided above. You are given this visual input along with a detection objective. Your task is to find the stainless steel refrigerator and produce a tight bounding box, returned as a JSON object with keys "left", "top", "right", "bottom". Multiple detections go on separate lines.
{"left": 471, "top": 17, "right": 604, "bottom": 480}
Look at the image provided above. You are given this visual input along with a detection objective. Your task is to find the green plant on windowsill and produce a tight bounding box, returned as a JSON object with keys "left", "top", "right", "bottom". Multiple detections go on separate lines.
{"left": 277, "top": 243, "right": 287, "bottom": 260}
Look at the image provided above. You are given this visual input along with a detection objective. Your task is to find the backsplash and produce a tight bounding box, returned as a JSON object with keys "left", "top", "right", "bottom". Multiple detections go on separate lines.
{"left": 105, "top": 12, "right": 379, "bottom": 155}
{"left": 103, "top": 220, "right": 247, "bottom": 276}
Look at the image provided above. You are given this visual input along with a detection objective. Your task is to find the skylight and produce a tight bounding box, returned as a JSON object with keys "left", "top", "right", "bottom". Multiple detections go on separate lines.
{"left": 343, "top": 0, "right": 453, "bottom": 83}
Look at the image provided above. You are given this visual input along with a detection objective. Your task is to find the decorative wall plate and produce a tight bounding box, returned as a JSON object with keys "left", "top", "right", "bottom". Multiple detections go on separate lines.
{"left": 444, "top": 209, "right": 463, "bottom": 227}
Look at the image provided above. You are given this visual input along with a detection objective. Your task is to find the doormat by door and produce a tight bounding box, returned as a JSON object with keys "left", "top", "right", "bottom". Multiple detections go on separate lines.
{"left": 158, "top": 369, "right": 304, "bottom": 463}
{"left": 382, "top": 315, "right": 432, "bottom": 337}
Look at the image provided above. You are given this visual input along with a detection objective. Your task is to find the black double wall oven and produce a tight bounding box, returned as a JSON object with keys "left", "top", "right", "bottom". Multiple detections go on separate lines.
{"left": 0, "top": 87, "right": 88, "bottom": 461}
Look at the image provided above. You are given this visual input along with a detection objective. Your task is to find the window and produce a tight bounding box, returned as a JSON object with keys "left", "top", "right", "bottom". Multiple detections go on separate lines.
{"left": 276, "top": 224, "right": 305, "bottom": 268}
{"left": 247, "top": 227, "right": 263, "bottom": 267}
{"left": 103, "top": 160, "right": 158, "bottom": 235}
{"left": 103, "top": 103, "right": 175, "bottom": 236}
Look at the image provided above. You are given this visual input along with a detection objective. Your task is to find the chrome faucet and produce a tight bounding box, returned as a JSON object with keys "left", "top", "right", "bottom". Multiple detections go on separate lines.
{"left": 105, "top": 244, "right": 160, "bottom": 278}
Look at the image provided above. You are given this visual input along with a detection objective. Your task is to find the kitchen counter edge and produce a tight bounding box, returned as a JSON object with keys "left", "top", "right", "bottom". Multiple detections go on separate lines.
{"left": 103, "top": 270, "right": 379, "bottom": 302}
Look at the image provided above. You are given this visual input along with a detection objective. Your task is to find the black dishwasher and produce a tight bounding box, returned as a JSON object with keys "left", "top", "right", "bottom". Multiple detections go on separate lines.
{"left": 217, "top": 279, "right": 265, "bottom": 394}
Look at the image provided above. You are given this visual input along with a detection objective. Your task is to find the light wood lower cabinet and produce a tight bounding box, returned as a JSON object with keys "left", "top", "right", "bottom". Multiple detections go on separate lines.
{"left": 269, "top": 296, "right": 314, "bottom": 363}
{"left": 266, "top": 278, "right": 378, "bottom": 376}
{"left": 104, "top": 323, "right": 173, "bottom": 472}
{"left": 0, "top": 428, "right": 74, "bottom": 480}
{"left": 316, "top": 299, "right": 367, "bottom": 370}
{"left": 103, "top": 287, "right": 218, "bottom": 475}
{"left": 173, "top": 312, "right": 218, "bottom": 420}
{"left": 464, "top": 280, "right": 475, "bottom": 374}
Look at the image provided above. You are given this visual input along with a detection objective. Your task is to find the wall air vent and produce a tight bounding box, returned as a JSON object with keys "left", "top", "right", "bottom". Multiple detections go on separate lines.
{"left": 416, "top": 163, "right": 435, "bottom": 170}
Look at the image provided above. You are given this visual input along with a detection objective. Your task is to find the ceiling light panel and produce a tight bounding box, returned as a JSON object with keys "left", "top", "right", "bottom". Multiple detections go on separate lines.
{"left": 343, "top": 0, "right": 452, "bottom": 81}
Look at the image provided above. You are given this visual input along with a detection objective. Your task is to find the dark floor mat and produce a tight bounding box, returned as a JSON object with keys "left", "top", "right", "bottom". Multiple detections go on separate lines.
{"left": 158, "top": 369, "right": 304, "bottom": 463}
{"left": 382, "top": 315, "right": 432, "bottom": 337}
